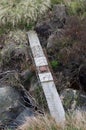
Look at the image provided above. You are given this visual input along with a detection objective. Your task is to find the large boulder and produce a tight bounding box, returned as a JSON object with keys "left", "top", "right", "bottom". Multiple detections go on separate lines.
{"left": 51, "top": 4, "right": 67, "bottom": 29}
{"left": 53, "top": 4, "right": 67, "bottom": 19}
{"left": 0, "top": 71, "right": 36, "bottom": 128}
{"left": 0, "top": 86, "right": 24, "bottom": 123}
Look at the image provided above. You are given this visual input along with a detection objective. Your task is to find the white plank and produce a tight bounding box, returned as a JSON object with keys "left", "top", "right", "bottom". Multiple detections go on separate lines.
{"left": 28, "top": 30, "right": 65, "bottom": 125}
{"left": 42, "top": 81, "right": 65, "bottom": 123}
{"left": 34, "top": 57, "right": 48, "bottom": 67}
{"left": 31, "top": 45, "right": 44, "bottom": 58}
{"left": 38, "top": 72, "right": 53, "bottom": 82}
{"left": 28, "top": 31, "right": 40, "bottom": 47}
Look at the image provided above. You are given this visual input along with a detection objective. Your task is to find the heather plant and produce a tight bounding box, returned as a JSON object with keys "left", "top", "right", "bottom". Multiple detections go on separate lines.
{"left": 64, "top": 16, "right": 86, "bottom": 43}
{"left": 57, "top": 16, "right": 86, "bottom": 65}
{"left": 0, "top": 0, "right": 50, "bottom": 27}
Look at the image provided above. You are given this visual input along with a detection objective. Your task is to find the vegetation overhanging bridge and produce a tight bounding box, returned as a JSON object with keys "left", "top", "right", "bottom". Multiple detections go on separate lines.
{"left": 28, "top": 30, "right": 65, "bottom": 124}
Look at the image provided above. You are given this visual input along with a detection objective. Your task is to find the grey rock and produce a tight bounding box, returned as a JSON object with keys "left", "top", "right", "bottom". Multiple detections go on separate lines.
{"left": 51, "top": 4, "right": 67, "bottom": 29}
{"left": 47, "top": 29, "right": 65, "bottom": 50}
{"left": 20, "top": 69, "right": 34, "bottom": 90}
{"left": 47, "top": 34, "right": 55, "bottom": 49}
{"left": 0, "top": 86, "right": 24, "bottom": 122}
{"left": 7, "top": 108, "right": 34, "bottom": 129}
{"left": 53, "top": 4, "right": 67, "bottom": 20}
{"left": 60, "top": 89, "right": 86, "bottom": 111}
{"left": 15, "top": 108, "right": 34, "bottom": 125}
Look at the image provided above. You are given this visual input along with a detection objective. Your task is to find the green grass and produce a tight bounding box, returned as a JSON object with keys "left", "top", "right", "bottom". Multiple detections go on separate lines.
{"left": 51, "top": 60, "right": 59, "bottom": 70}
{"left": 66, "top": 0, "right": 86, "bottom": 16}
{"left": 51, "top": 0, "right": 86, "bottom": 17}
{"left": 33, "top": 85, "right": 48, "bottom": 111}
{"left": 51, "top": 0, "right": 64, "bottom": 5}
{"left": 0, "top": 0, "right": 50, "bottom": 27}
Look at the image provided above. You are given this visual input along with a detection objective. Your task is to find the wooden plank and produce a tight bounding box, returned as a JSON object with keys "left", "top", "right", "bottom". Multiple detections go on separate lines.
{"left": 38, "top": 72, "right": 53, "bottom": 82}
{"left": 31, "top": 45, "right": 44, "bottom": 58}
{"left": 42, "top": 81, "right": 65, "bottom": 123}
{"left": 28, "top": 31, "right": 40, "bottom": 47}
{"left": 34, "top": 57, "right": 48, "bottom": 67}
{"left": 28, "top": 30, "right": 65, "bottom": 124}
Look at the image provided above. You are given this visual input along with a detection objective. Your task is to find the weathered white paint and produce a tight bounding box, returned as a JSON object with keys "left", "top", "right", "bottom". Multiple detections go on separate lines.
{"left": 34, "top": 57, "right": 48, "bottom": 67}
{"left": 31, "top": 45, "right": 44, "bottom": 58}
{"left": 28, "top": 31, "right": 40, "bottom": 47}
{"left": 42, "top": 81, "right": 65, "bottom": 123}
{"left": 38, "top": 72, "right": 53, "bottom": 82}
{"left": 28, "top": 30, "right": 65, "bottom": 124}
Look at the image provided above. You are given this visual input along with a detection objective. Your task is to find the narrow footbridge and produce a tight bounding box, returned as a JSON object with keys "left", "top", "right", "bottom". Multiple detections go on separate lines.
{"left": 28, "top": 31, "right": 65, "bottom": 124}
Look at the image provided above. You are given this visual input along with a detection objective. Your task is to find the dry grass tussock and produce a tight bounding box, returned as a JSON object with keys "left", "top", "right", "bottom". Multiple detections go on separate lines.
{"left": 18, "top": 111, "right": 86, "bottom": 130}
{"left": 0, "top": 0, "right": 50, "bottom": 26}
{"left": 4, "top": 29, "right": 27, "bottom": 44}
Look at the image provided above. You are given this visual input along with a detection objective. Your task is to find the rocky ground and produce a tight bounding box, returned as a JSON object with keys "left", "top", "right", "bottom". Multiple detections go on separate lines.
{"left": 0, "top": 3, "right": 86, "bottom": 130}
